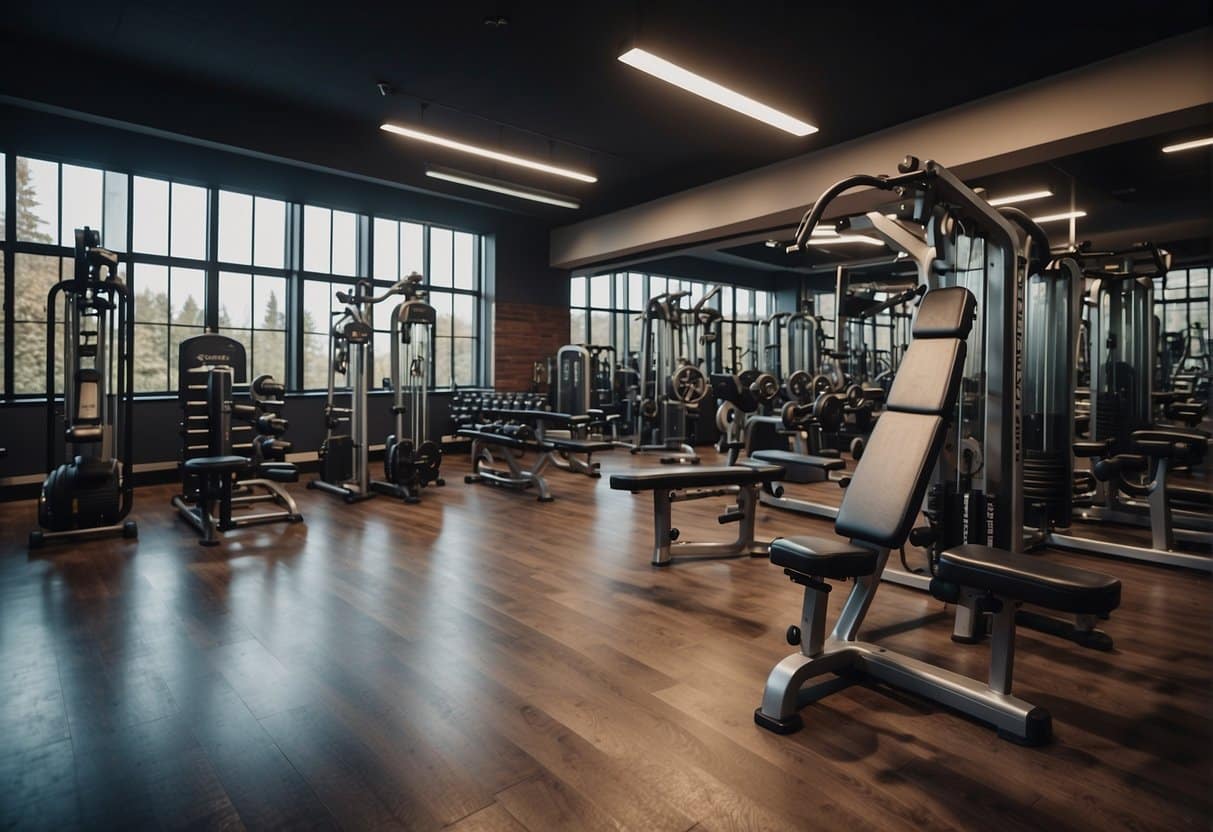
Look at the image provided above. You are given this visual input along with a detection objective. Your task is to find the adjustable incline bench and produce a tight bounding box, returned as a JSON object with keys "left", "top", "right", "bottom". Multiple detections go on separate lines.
{"left": 609, "top": 463, "right": 785, "bottom": 566}
{"left": 754, "top": 286, "right": 1121, "bottom": 745}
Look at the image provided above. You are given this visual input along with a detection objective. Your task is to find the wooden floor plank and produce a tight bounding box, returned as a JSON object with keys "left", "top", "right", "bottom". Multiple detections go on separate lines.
{"left": 0, "top": 447, "right": 1208, "bottom": 831}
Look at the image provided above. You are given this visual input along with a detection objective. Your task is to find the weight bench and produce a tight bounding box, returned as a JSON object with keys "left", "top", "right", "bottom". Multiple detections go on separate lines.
{"left": 609, "top": 463, "right": 784, "bottom": 566}
{"left": 754, "top": 286, "right": 1121, "bottom": 745}
{"left": 548, "top": 437, "right": 616, "bottom": 478}
{"left": 751, "top": 448, "right": 847, "bottom": 521}
{"left": 459, "top": 428, "right": 558, "bottom": 501}
{"left": 478, "top": 408, "right": 617, "bottom": 479}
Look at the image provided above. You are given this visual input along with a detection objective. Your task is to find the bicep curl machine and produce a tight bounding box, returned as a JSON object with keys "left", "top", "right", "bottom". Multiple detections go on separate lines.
{"left": 30, "top": 227, "right": 137, "bottom": 549}
{"left": 171, "top": 333, "right": 301, "bottom": 545}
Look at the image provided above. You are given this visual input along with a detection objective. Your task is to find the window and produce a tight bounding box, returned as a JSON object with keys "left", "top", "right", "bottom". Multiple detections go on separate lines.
{"left": 129, "top": 176, "right": 208, "bottom": 391}
{"left": 217, "top": 191, "right": 290, "bottom": 384}
{"left": 568, "top": 271, "right": 775, "bottom": 373}
{"left": 363, "top": 217, "right": 484, "bottom": 390}
{"left": 1155, "top": 267, "right": 1211, "bottom": 384}
{"left": 8, "top": 158, "right": 127, "bottom": 395}
{"left": 0, "top": 151, "right": 491, "bottom": 398}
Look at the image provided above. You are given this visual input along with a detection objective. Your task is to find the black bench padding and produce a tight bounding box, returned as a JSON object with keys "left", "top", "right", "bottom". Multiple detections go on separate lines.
{"left": 770, "top": 536, "right": 878, "bottom": 580}
{"left": 457, "top": 429, "right": 550, "bottom": 452}
{"left": 479, "top": 408, "right": 590, "bottom": 426}
{"left": 886, "top": 338, "right": 966, "bottom": 415}
{"left": 752, "top": 449, "right": 845, "bottom": 474}
{"left": 835, "top": 411, "right": 946, "bottom": 549}
{"left": 911, "top": 285, "right": 977, "bottom": 338}
{"left": 935, "top": 544, "right": 1122, "bottom": 615}
{"left": 184, "top": 455, "right": 250, "bottom": 473}
{"left": 549, "top": 437, "right": 615, "bottom": 453}
{"left": 609, "top": 463, "right": 784, "bottom": 492}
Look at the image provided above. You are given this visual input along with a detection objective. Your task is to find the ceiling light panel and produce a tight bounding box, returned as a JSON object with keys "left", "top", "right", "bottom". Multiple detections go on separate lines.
{"left": 381, "top": 124, "right": 596, "bottom": 183}
{"left": 1162, "top": 136, "right": 1213, "bottom": 153}
{"left": 425, "top": 168, "right": 580, "bottom": 209}
{"left": 618, "top": 48, "right": 816, "bottom": 137}
{"left": 1033, "top": 210, "right": 1087, "bottom": 223}
{"left": 987, "top": 189, "right": 1053, "bottom": 207}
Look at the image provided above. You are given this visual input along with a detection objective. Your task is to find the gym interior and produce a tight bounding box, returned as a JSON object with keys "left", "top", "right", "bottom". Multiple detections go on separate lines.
{"left": 1, "top": 4, "right": 1210, "bottom": 830}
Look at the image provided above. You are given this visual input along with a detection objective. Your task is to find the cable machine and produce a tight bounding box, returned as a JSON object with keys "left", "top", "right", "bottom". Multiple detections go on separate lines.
{"left": 382, "top": 275, "right": 444, "bottom": 502}
{"left": 30, "top": 228, "right": 137, "bottom": 548}
{"left": 310, "top": 275, "right": 418, "bottom": 502}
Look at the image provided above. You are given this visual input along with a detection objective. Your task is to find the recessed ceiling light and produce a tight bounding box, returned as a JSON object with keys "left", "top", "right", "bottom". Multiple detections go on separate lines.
{"left": 617, "top": 48, "right": 817, "bottom": 137}
{"left": 1162, "top": 136, "right": 1213, "bottom": 153}
{"left": 425, "top": 168, "right": 580, "bottom": 209}
{"left": 1033, "top": 210, "right": 1086, "bottom": 223}
{"left": 808, "top": 235, "right": 883, "bottom": 246}
{"left": 381, "top": 124, "right": 597, "bottom": 183}
{"left": 987, "top": 189, "right": 1053, "bottom": 207}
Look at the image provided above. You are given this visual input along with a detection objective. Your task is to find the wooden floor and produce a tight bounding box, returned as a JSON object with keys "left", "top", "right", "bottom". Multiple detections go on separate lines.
{"left": 1, "top": 449, "right": 1210, "bottom": 831}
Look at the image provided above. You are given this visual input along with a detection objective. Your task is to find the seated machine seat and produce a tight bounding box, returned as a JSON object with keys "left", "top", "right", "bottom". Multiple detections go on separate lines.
{"left": 609, "top": 463, "right": 784, "bottom": 492}
{"left": 256, "top": 462, "right": 299, "bottom": 483}
{"left": 769, "top": 535, "right": 878, "bottom": 580}
{"left": 752, "top": 449, "right": 845, "bottom": 482}
{"left": 935, "top": 544, "right": 1121, "bottom": 615}
{"left": 184, "top": 455, "right": 250, "bottom": 474}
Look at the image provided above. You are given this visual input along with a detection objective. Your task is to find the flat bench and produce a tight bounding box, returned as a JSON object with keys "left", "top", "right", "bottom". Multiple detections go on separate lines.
{"left": 458, "top": 428, "right": 557, "bottom": 501}
{"left": 609, "top": 463, "right": 784, "bottom": 566}
{"left": 750, "top": 449, "right": 847, "bottom": 521}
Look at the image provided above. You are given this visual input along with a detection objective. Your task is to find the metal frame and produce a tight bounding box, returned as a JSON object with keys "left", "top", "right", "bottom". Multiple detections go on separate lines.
{"left": 645, "top": 481, "right": 769, "bottom": 567}
{"left": 463, "top": 436, "right": 555, "bottom": 502}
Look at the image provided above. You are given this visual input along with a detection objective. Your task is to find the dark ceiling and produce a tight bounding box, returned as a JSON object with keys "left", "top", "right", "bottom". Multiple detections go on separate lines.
{"left": 1, "top": 1, "right": 1209, "bottom": 224}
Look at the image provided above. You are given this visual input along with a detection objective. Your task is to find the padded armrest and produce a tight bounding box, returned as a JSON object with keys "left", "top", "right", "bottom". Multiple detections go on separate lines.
{"left": 769, "top": 536, "right": 878, "bottom": 580}
{"left": 935, "top": 544, "right": 1121, "bottom": 615}
{"left": 609, "top": 463, "right": 784, "bottom": 491}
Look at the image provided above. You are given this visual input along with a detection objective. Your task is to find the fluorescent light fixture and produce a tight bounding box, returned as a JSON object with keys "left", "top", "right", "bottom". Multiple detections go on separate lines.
{"left": 1162, "top": 136, "right": 1213, "bottom": 153}
{"left": 617, "top": 47, "right": 816, "bottom": 137}
{"left": 381, "top": 123, "right": 596, "bottom": 183}
{"left": 988, "top": 189, "right": 1053, "bottom": 207}
{"left": 808, "top": 235, "right": 883, "bottom": 246}
{"left": 425, "top": 168, "right": 580, "bottom": 209}
{"left": 1033, "top": 210, "right": 1087, "bottom": 223}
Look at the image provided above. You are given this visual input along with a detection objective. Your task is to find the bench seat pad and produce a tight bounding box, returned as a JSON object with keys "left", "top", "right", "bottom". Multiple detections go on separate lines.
{"left": 609, "top": 463, "right": 784, "bottom": 492}
{"left": 936, "top": 544, "right": 1121, "bottom": 615}
{"left": 769, "top": 535, "right": 878, "bottom": 579}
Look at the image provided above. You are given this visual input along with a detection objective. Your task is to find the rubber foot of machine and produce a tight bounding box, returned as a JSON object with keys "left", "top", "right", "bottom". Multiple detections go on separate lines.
{"left": 753, "top": 708, "right": 803, "bottom": 734}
